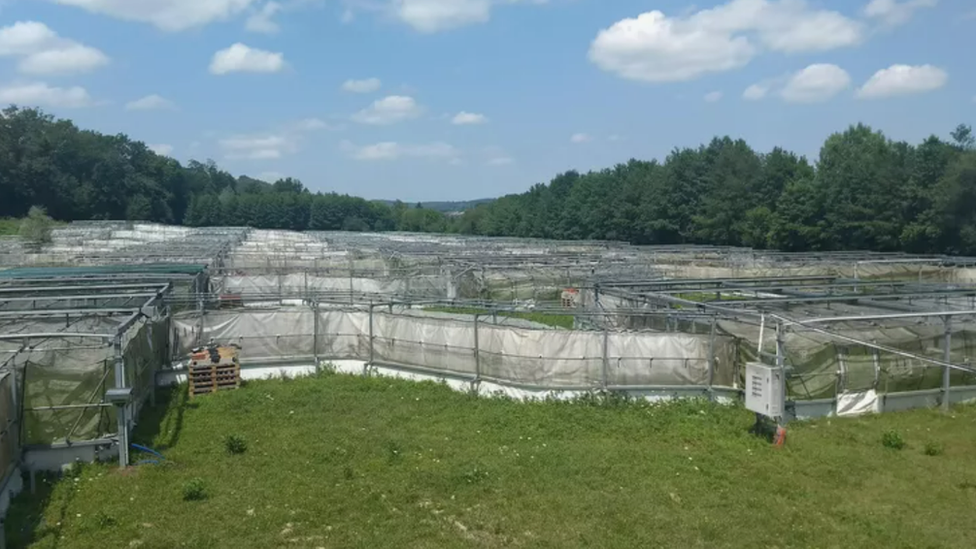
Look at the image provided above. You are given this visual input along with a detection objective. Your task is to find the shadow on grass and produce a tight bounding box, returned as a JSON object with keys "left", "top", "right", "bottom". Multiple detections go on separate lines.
{"left": 748, "top": 413, "right": 779, "bottom": 444}
{"left": 5, "top": 470, "right": 78, "bottom": 549}
{"left": 5, "top": 386, "right": 188, "bottom": 548}
{"left": 131, "top": 384, "right": 189, "bottom": 451}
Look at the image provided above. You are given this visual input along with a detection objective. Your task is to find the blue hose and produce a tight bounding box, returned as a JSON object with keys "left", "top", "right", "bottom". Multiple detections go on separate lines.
{"left": 130, "top": 443, "right": 165, "bottom": 465}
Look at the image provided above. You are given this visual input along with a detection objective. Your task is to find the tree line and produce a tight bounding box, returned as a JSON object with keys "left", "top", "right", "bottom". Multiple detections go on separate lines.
{"left": 0, "top": 106, "right": 446, "bottom": 233}
{"left": 1, "top": 105, "right": 975, "bottom": 254}
{"left": 460, "top": 123, "right": 976, "bottom": 255}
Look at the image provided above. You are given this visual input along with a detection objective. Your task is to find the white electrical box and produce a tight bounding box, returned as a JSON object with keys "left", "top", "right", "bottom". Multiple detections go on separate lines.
{"left": 745, "top": 362, "right": 785, "bottom": 418}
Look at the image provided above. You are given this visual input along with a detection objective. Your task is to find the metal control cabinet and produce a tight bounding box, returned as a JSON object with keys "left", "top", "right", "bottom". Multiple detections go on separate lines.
{"left": 745, "top": 362, "right": 785, "bottom": 418}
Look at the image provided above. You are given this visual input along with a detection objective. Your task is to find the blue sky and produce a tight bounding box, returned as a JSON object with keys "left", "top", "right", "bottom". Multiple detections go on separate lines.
{"left": 0, "top": 0, "right": 972, "bottom": 201}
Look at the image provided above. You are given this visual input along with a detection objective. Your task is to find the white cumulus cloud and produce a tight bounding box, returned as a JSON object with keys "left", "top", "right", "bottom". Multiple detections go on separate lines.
{"left": 149, "top": 144, "right": 174, "bottom": 156}
{"left": 571, "top": 133, "right": 591, "bottom": 144}
{"left": 588, "top": 0, "right": 863, "bottom": 83}
{"left": 210, "top": 43, "right": 285, "bottom": 75}
{"left": 387, "top": 0, "right": 545, "bottom": 33}
{"left": 246, "top": 1, "right": 282, "bottom": 33}
{"left": 343, "top": 140, "right": 459, "bottom": 161}
{"left": 863, "top": 0, "right": 937, "bottom": 27}
{"left": 856, "top": 64, "right": 947, "bottom": 99}
{"left": 486, "top": 156, "right": 514, "bottom": 166}
{"left": 125, "top": 94, "right": 177, "bottom": 111}
{"left": 342, "top": 77, "right": 381, "bottom": 93}
{"left": 351, "top": 95, "right": 423, "bottom": 125}
{"left": 0, "top": 21, "right": 109, "bottom": 75}
{"left": 340, "top": 0, "right": 544, "bottom": 33}
{"left": 18, "top": 44, "right": 109, "bottom": 75}
{"left": 743, "top": 83, "right": 769, "bottom": 100}
{"left": 394, "top": 0, "right": 492, "bottom": 32}
{"left": 46, "top": 0, "right": 259, "bottom": 32}
{"left": 780, "top": 63, "right": 851, "bottom": 103}
{"left": 220, "top": 134, "right": 290, "bottom": 159}
{"left": 217, "top": 116, "right": 324, "bottom": 160}
{"left": 704, "top": 91, "right": 723, "bottom": 103}
{"left": 0, "top": 21, "right": 59, "bottom": 56}
{"left": 0, "top": 82, "right": 94, "bottom": 108}
{"left": 451, "top": 111, "right": 488, "bottom": 125}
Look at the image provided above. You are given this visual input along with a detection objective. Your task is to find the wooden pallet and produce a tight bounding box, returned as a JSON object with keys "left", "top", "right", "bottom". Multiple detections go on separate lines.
{"left": 188, "top": 346, "right": 241, "bottom": 398}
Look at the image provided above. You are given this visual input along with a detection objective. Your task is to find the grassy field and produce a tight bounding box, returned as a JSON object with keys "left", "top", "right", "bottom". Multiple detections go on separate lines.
{"left": 0, "top": 218, "right": 22, "bottom": 236}
{"left": 0, "top": 217, "right": 65, "bottom": 237}
{"left": 423, "top": 306, "right": 575, "bottom": 329}
{"left": 6, "top": 374, "right": 976, "bottom": 548}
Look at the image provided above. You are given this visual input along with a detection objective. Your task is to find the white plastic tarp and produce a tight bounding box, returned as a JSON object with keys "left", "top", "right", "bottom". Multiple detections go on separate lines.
{"left": 172, "top": 308, "right": 730, "bottom": 390}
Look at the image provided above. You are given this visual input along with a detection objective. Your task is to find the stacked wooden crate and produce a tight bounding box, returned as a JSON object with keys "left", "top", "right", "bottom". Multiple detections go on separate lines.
{"left": 188, "top": 345, "right": 241, "bottom": 398}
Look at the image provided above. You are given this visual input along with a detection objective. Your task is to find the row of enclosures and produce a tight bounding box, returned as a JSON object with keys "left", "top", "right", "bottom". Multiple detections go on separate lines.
{"left": 174, "top": 305, "right": 976, "bottom": 399}
{"left": 1, "top": 303, "right": 975, "bottom": 453}
{"left": 172, "top": 308, "right": 734, "bottom": 389}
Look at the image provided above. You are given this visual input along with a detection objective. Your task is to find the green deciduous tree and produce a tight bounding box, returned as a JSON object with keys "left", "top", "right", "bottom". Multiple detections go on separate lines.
{"left": 4, "top": 106, "right": 976, "bottom": 256}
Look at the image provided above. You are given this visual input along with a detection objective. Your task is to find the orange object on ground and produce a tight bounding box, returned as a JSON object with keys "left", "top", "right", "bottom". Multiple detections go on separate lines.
{"left": 774, "top": 425, "right": 787, "bottom": 447}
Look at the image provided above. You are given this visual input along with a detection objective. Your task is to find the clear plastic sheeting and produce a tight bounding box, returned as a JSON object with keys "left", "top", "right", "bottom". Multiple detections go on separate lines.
{"left": 172, "top": 307, "right": 736, "bottom": 391}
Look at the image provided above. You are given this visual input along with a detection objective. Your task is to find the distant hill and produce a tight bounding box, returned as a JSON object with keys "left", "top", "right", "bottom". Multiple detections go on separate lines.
{"left": 380, "top": 198, "right": 494, "bottom": 213}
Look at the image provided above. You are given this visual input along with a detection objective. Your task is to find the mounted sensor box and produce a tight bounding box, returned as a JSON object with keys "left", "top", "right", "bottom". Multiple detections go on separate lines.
{"left": 745, "top": 362, "right": 784, "bottom": 418}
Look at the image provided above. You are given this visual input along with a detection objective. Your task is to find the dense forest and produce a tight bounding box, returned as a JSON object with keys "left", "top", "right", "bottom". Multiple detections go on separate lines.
{"left": 1, "top": 105, "right": 975, "bottom": 254}
{"left": 461, "top": 123, "right": 976, "bottom": 255}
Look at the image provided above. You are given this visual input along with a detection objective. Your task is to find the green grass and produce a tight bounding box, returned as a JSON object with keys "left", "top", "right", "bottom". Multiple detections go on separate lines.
{"left": 0, "top": 217, "right": 66, "bottom": 237}
{"left": 424, "top": 306, "right": 575, "bottom": 329}
{"left": 0, "top": 218, "right": 22, "bottom": 236}
{"left": 7, "top": 375, "right": 976, "bottom": 548}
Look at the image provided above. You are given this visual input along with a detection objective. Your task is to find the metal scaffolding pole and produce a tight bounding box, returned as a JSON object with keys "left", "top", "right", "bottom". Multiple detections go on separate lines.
{"left": 601, "top": 328, "right": 609, "bottom": 391}
{"left": 113, "top": 335, "right": 129, "bottom": 468}
{"left": 368, "top": 303, "right": 375, "bottom": 369}
{"left": 312, "top": 301, "right": 319, "bottom": 365}
{"left": 943, "top": 315, "right": 952, "bottom": 412}
{"left": 775, "top": 322, "right": 787, "bottom": 426}
{"left": 473, "top": 314, "right": 481, "bottom": 383}
{"left": 707, "top": 317, "right": 716, "bottom": 398}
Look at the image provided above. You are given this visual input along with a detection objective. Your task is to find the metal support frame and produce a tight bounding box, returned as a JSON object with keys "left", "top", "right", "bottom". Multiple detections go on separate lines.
{"left": 775, "top": 322, "right": 788, "bottom": 425}
{"left": 473, "top": 314, "right": 481, "bottom": 384}
{"left": 196, "top": 296, "right": 205, "bottom": 348}
{"left": 368, "top": 303, "right": 375, "bottom": 369}
{"left": 707, "top": 317, "right": 716, "bottom": 398}
{"left": 312, "top": 300, "right": 319, "bottom": 364}
{"left": 601, "top": 328, "right": 609, "bottom": 390}
{"left": 943, "top": 315, "right": 952, "bottom": 412}
{"left": 112, "top": 335, "right": 129, "bottom": 468}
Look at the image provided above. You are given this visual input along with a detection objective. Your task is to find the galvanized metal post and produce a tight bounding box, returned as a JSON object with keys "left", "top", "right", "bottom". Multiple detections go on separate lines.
{"left": 368, "top": 304, "right": 375, "bottom": 368}
{"left": 872, "top": 346, "right": 881, "bottom": 390}
{"left": 601, "top": 328, "right": 609, "bottom": 391}
{"left": 707, "top": 317, "right": 716, "bottom": 399}
{"left": 473, "top": 314, "right": 481, "bottom": 382}
{"left": 196, "top": 297, "right": 204, "bottom": 348}
{"left": 775, "top": 322, "right": 787, "bottom": 424}
{"left": 312, "top": 300, "right": 319, "bottom": 365}
{"left": 113, "top": 335, "right": 129, "bottom": 468}
{"left": 942, "top": 315, "right": 952, "bottom": 412}
{"left": 757, "top": 313, "right": 766, "bottom": 361}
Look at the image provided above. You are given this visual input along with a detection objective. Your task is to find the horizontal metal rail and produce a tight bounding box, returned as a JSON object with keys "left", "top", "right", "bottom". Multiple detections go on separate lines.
{"left": 0, "top": 283, "right": 171, "bottom": 295}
